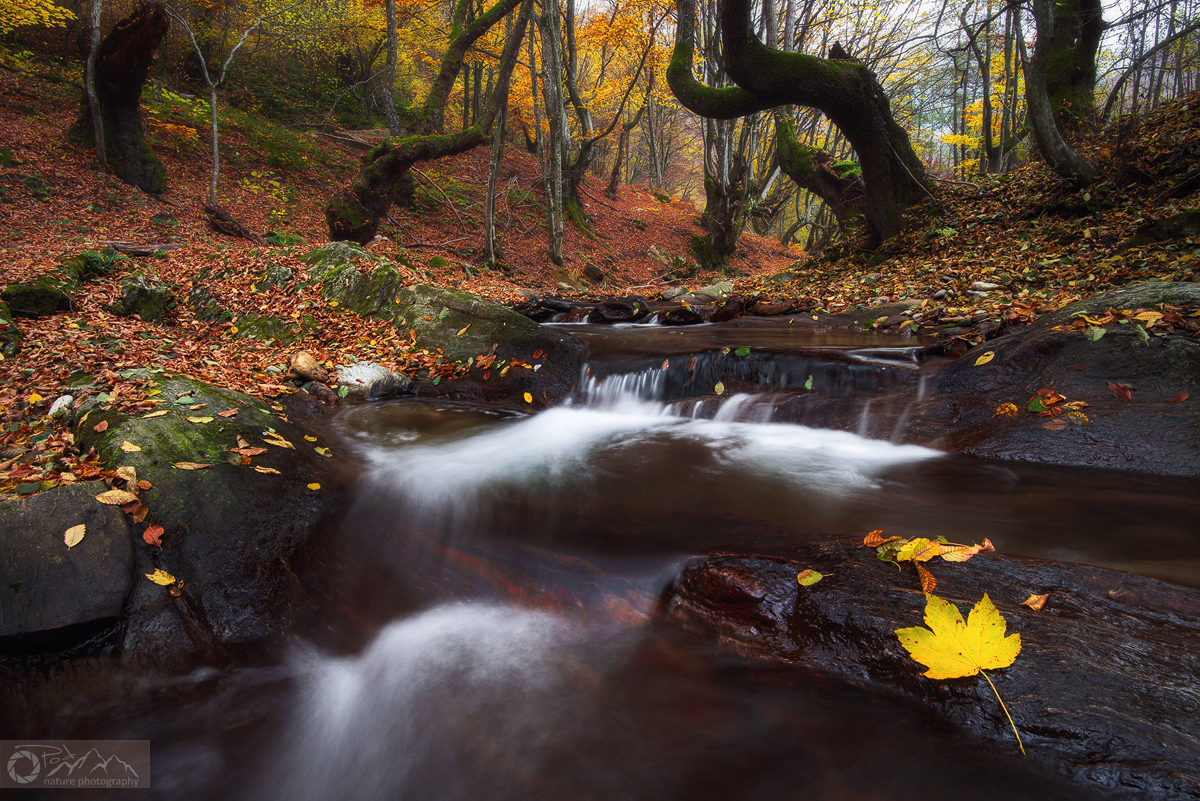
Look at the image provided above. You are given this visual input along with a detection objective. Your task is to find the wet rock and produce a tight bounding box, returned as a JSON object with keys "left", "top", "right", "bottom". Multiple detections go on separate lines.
{"left": 662, "top": 306, "right": 705, "bottom": 325}
{"left": 768, "top": 270, "right": 797, "bottom": 284}
{"left": 910, "top": 282, "right": 1200, "bottom": 475}
{"left": 752, "top": 299, "right": 796, "bottom": 316}
{"left": 335, "top": 361, "right": 413, "bottom": 400}
{"left": 233, "top": 312, "right": 297, "bottom": 344}
{"left": 48, "top": 395, "right": 73, "bottom": 418}
{"left": 662, "top": 545, "right": 1200, "bottom": 799}
{"left": 1120, "top": 209, "right": 1200, "bottom": 250}
{"left": 710, "top": 296, "right": 746, "bottom": 323}
{"left": 72, "top": 376, "right": 342, "bottom": 663}
{"left": 691, "top": 280, "right": 734, "bottom": 303}
{"left": 583, "top": 263, "right": 606, "bottom": 284}
{"left": 588, "top": 296, "right": 650, "bottom": 324}
{"left": 660, "top": 286, "right": 688, "bottom": 301}
{"left": 318, "top": 262, "right": 406, "bottom": 318}
{"left": 512, "top": 296, "right": 576, "bottom": 323}
{"left": 970, "top": 281, "right": 1001, "bottom": 291}
{"left": 188, "top": 285, "right": 223, "bottom": 322}
{"left": 647, "top": 245, "right": 673, "bottom": 270}
{"left": 259, "top": 263, "right": 294, "bottom": 289}
{"left": 0, "top": 300, "right": 20, "bottom": 357}
{"left": 1, "top": 281, "right": 73, "bottom": 318}
{"left": 112, "top": 271, "right": 173, "bottom": 322}
{"left": 288, "top": 350, "right": 330, "bottom": 384}
{"left": 394, "top": 284, "right": 586, "bottom": 405}
{"left": 0, "top": 483, "right": 133, "bottom": 647}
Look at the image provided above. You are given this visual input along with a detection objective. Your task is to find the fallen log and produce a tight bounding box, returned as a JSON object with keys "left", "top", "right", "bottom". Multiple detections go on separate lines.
{"left": 203, "top": 203, "right": 266, "bottom": 245}
{"left": 659, "top": 542, "right": 1200, "bottom": 799}
{"left": 105, "top": 241, "right": 185, "bottom": 256}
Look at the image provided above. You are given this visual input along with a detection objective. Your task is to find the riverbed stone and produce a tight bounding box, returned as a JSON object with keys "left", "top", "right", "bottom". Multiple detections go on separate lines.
{"left": 394, "top": 284, "right": 587, "bottom": 405}
{"left": 909, "top": 282, "right": 1200, "bottom": 475}
{"left": 587, "top": 296, "right": 650, "bottom": 324}
{"left": 335, "top": 361, "right": 413, "bottom": 400}
{"left": 0, "top": 483, "right": 133, "bottom": 644}
{"left": 72, "top": 374, "right": 342, "bottom": 662}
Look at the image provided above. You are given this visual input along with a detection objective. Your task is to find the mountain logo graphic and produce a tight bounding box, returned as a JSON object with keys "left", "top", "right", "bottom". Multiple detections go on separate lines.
{"left": 6, "top": 750, "right": 41, "bottom": 784}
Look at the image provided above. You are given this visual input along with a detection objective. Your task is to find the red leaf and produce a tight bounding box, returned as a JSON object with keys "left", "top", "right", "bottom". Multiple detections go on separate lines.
{"left": 143, "top": 523, "right": 164, "bottom": 548}
{"left": 1108, "top": 381, "right": 1133, "bottom": 401}
{"left": 1168, "top": 392, "right": 1189, "bottom": 404}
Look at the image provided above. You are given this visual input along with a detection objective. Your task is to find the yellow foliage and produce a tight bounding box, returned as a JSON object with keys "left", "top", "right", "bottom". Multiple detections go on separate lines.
{"left": 0, "top": 0, "right": 75, "bottom": 33}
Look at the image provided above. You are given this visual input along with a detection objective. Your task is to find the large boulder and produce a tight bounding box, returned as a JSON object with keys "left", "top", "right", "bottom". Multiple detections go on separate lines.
{"left": 663, "top": 544, "right": 1200, "bottom": 798}
{"left": 0, "top": 483, "right": 133, "bottom": 648}
{"left": 72, "top": 374, "right": 343, "bottom": 663}
{"left": 298, "top": 241, "right": 378, "bottom": 279}
{"left": 1, "top": 251, "right": 118, "bottom": 318}
{"left": 335, "top": 361, "right": 413, "bottom": 400}
{"left": 908, "top": 282, "right": 1200, "bottom": 475}
{"left": 112, "top": 270, "right": 174, "bottom": 322}
{"left": 394, "top": 284, "right": 587, "bottom": 405}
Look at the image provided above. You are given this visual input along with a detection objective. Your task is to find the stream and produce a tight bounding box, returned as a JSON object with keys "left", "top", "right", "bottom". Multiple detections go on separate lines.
{"left": 12, "top": 322, "right": 1200, "bottom": 799}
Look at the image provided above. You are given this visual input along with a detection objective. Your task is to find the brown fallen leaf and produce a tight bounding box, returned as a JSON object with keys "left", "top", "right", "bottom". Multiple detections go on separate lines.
{"left": 1169, "top": 392, "right": 1189, "bottom": 404}
{"left": 1042, "top": 418, "right": 1069, "bottom": 430}
{"left": 1108, "top": 381, "right": 1133, "bottom": 401}
{"left": 122, "top": 502, "right": 149, "bottom": 523}
{"left": 939, "top": 543, "right": 982, "bottom": 562}
{"left": 1021, "top": 593, "right": 1049, "bottom": 611}
{"left": 173, "top": 462, "right": 213, "bottom": 470}
{"left": 93, "top": 420, "right": 109, "bottom": 433}
{"left": 143, "top": 523, "right": 164, "bottom": 548}
{"left": 96, "top": 489, "right": 139, "bottom": 505}
{"left": 218, "top": 408, "right": 239, "bottom": 417}
{"left": 263, "top": 436, "right": 295, "bottom": 449}
{"left": 188, "top": 403, "right": 208, "bottom": 410}
{"left": 116, "top": 466, "right": 137, "bottom": 483}
{"left": 138, "top": 480, "right": 152, "bottom": 490}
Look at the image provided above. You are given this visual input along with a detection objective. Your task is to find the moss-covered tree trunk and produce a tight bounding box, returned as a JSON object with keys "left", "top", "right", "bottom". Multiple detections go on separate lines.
{"left": 1044, "top": 0, "right": 1104, "bottom": 133}
{"left": 70, "top": 2, "right": 169, "bottom": 194}
{"left": 325, "top": 0, "right": 532, "bottom": 243}
{"left": 667, "top": 0, "right": 927, "bottom": 248}
{"left": 774, "top": 110, "right": 864, "bottom": 234}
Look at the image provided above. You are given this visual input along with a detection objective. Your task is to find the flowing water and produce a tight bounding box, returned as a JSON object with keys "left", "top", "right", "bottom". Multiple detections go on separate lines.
{"left": 10, "top": 323, "right": 1200, "bottom": 800}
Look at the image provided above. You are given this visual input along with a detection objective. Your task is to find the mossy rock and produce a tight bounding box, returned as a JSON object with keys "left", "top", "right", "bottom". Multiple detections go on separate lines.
{"left": 188, "top": 285, "right": 225, "bottom": 322}
{"left": 319, "top": 263, "right": 406, "bottom": 319}
{"left": 393, "top": 284, "right": 586, "bottom": 405}
{"left": 298, "top": 242, "right": 378, "bottom": 280}
{"left": 259, "top": 262, "right": 294, "bottom": 289}
{"left": 112, "top": 271, "right": 174, "bottom": 322}
{"left": 1, "top": 300, "right": 23, "bottom": 357}
{"left": 1, "top": 281, "right": 73, "bottom": 318}
{"left": 234, "top": 312, "right": 297, "bottom": 344}
{"left": 72, "top": 375, "right": 342, "bottom": 661}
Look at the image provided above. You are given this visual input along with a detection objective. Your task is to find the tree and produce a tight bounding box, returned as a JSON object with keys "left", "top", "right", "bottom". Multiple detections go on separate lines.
{"left": 668, "top": 0, "right": 928, "bottom": 247}
{"left": 325, "top": 0, "right": 534, "bottom": 244}
{"left": 0, "top": 0, "right": 74, "bottom": 34}
{"left": 69, "top": 2, "right": 170, "bottom": 194}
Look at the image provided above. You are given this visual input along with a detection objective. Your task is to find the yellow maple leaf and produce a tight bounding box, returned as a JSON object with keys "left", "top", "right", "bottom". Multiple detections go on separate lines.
{"left": 896, "top": 593, "right": 1024, "bottom": 754}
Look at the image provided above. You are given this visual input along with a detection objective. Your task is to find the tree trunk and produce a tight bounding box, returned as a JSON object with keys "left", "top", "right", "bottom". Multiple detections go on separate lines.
{"left": 1042, "top": 0, "right": 1104, "bottom": 133}
{"left": 536, "top": 0, "right": 566, "bottom": 265}
{"left": 1025, "top": 0, "right": 1096, "bottom": 187}
{"left": 774, "top": 109, "right": 864, "bottom": 234}
{"left": 381, "top": 0, "right": 402, "bottom": 135}
{"left": 326, "top": 0, "right": 532, "bottom": 242}
{"left": 70, "top": 2, "right": 169, "bottom": 193}
{"left": 668, "top": 0, "right": 927, "bottom": 248}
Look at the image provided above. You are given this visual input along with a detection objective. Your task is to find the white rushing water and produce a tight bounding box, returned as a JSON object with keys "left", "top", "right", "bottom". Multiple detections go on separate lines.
{"left": 357, "top": 375, "right": 941, "bottom": 515}
{"left": 261, "top": 605, "right": 624, "bottom": 801}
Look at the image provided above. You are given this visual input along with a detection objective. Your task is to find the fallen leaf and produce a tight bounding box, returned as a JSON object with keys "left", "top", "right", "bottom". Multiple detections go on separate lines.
{"left": 29, "top": 392, "right": 44, "bottom": 403}
{"left": 218, "top": 409, "right": 239, "bottom": 417}
{"left": 797, "top": 569, "right": 823, "bottom": 586}
{"left": 186, "top": 416, "right": 215, "bottom": 424}
{"left": 304, "top": 435, "right": 318, "bottom": 442}
{"left": 1060, "top": 400, "right": 1090, "bottom": 410}
{"left": 896, "top": 537, "right": 942, "bottom": 563}
{"left": 115, "top": 466, "right": 137, "bottom": 483}
{"left": 939, "top": 543, "right": 982, "bottom": 562}
{"left": 263, "top": 436, "right": 294, "bottom": 449}
{"left": 974, "top": 351, "right": 995, "bottom": 366}
{"left": 1021, "top": 593, "right": 1049, "bottom": 611}
{"left": 307, "top": 483, "right": 321, "bottom": 490}
{"left": 1108, "top": 382, "right": 1133, "bottom": 401}
{"left": 233, "top": 446, "right": 268, "bottom": 456}
{"left": 662, "top": 359, "right": 669, "bottom": 370}
{"left": 96, "top": 489, "right": 139, "bottom": 505}
{"left": 714, "top": 381, "right": 725, "bottom": 395}
{"left": 138, "top": 480, "right": 152, "bottom": 490}
{"left": 456, "top": 324, "right": 471, "bottom": 336}
{"left": 863, "top": 530, "right": 901, "bottom": 547}
{"left": 253, "top": 466, "right": 282, "bottom": 474}
{"left": 523, "top": 392, "right": 533, "bottom": 403}
{"left": 1084, "top": 326, "right": 1106, "bottom": 341}
{"left": 173, "top": 462, "right": 213, "bottom": 470}
{"left": 188, "top": 403, "right": 208, "bottom": 410}
{"left": 143, "top": 523, "right": 164, "bottom": 548}
{"left": 980, "top": 538, "right": 995, "bottom": 552}
{"left": 1042, "top": 418, "right": 1069, "bottom": 430}
{"left": 915, "top": 562, "right": 937, "bottom": 593}
{"left": 1168, "top": 392, "right": 1189, "bottom": 403}
{"left": 994, "top": 403, "right": 1019, "bottom": 417}
{"left": 64, "top": 524, "right": 85, "bottom": 548}
{"left": 145, "top": 569, "right": 176, "bottom": 585}
{"left": 895, "top": 593, "right": 1024, "bottom": 754}
{"left": 1067, "top": 411, "right": 1090, "bottom": 426}
{"left": 93, "top": 420, "right": 109, "bottom": 433}
{"left": 123, "top": 502, "right": 149, "bottom": 523}
{"left": 314, "top": 447, "right": 330, "bottom": 457}
{"left": 120, "top": 441, "right": 142, "bottom": 452}
{"left": 142, "top": 410, "right": 169, "bottom": 418}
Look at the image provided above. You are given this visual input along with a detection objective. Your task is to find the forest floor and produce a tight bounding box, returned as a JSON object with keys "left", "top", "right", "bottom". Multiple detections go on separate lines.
{"left": 1, "top": 65, "right": 1199, "bottom": 496}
